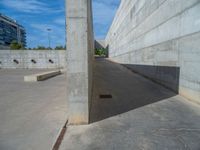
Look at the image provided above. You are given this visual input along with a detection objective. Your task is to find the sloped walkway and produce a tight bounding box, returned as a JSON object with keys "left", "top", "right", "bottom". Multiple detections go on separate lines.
{"left": 60, "top": 58, "right": 200, "bottom": 150}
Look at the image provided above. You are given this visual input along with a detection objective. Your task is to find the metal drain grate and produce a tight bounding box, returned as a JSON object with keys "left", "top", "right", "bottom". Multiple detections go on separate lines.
{"left": 99, "top": 94, "right": 112, "bottom": 99}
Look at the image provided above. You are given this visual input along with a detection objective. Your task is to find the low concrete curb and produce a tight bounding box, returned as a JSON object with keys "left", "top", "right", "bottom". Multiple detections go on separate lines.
{"left": 24, "top": 70, "right": 62, "bottom": 82}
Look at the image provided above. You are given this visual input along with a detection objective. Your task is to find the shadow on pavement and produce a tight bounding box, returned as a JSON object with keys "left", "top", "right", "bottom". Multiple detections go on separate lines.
{"left": 90, "top": 58, "right": 178, "bottom": 123}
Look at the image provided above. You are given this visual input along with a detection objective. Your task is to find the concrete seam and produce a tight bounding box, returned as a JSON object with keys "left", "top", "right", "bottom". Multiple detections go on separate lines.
{"left": 109, "top": 31, "right": 200, "bottom": 57}
{"left": 123, "top": 0, "right": 168, "bottom": 40}
{"left": 110, "top": 0, "right": 168, "bottom": 42}
{"left": 128, "top": 1, "right": 200, "bottom": 42}
{"left": 106, "top": 0, "right": 168, "bottom": 45}
{"left": 109, "top": 1, "right": 200, "bottom": 51}
{"left": 107, "top": 0, "right": 132, "bottom": 36}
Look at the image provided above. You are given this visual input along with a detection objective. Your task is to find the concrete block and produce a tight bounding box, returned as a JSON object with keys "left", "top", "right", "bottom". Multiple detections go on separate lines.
{"left": 24, "top": 70, "right": 61, "bottom": 82}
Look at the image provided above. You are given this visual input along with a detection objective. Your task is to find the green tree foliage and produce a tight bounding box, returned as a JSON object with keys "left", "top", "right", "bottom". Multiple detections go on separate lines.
{"left": 30, "top": 45, "right": 65, "bottom": 50}
{"left": 10, "top": 40, "right": 23, "bottom": 50}
{"left": 55, "top": 45, "right": 65, "bottom": 50}
{"left": 95, "top": 48, "right": 107, "bottom": 56}
{"left": 31, "top": 46, "right": 49, "bottom": 50}
{"left": 37, "top": 46, "right": 47, "bottom": 50}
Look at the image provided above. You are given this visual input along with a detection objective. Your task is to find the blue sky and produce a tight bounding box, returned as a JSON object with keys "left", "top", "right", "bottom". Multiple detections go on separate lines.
{"left": 0, "top": 0, "right": 120, "bottom": 48}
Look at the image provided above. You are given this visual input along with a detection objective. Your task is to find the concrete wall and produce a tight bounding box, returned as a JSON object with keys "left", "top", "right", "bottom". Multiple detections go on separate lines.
{"left": 66, "top": 0, "right": 94, "bottom": 125}
{"left": 95, "top": 40, "right": 105, "bottom": 49}
{"left": 106, "top": 0, "right": 200, "bottom": 103}
{"left": 0, "top": 50, "right": 66, "bottom": 69}
{"left": 0, "top": 45, "right": 9, "bottom": 50}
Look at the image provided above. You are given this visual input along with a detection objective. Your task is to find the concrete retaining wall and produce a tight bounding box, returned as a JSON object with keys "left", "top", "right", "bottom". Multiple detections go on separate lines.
{"left": 0, "top": 45, "right": 9, "bottom": 50}
{"left": 95, "top": 40, "right": 105, "bottom": 49}
{"left": 106, "top": 0, "right": 200, "bottom": 103}
{"left": 66, "top": 0, "right": 94, "bottom": 124}
{"left": 0, "top": 50, "right": 66, "bottom": 69}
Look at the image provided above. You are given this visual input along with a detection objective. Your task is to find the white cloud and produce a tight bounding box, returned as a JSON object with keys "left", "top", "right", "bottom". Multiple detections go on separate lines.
{"left": 0, "top": 0, "right": 63, "bottom": 14}
{"left": 1, "top": 0, "right": 119, "bottom": 46}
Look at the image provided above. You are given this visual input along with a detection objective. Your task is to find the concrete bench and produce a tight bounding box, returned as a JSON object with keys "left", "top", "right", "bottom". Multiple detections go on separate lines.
{"left": 24, "top": 70, "right": 62, "bottom": 82}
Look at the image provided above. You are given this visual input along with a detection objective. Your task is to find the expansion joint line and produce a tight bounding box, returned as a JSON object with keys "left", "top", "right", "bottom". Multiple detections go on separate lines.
{"left": 52, "top": 119, "right": 68, "bottom": 150}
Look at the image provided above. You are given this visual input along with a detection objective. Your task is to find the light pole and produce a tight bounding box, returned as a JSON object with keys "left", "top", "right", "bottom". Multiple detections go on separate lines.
{"left": 47, "top": 28, "right": 52, "bottom": 49}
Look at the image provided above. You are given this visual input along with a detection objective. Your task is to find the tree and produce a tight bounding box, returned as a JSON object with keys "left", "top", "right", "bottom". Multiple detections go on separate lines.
{"left": 37, "top": 46, "right": 47, "bottom": 50}
{"left": 31, "top": 45, "right": 66, "bottom": 50}
{"left": 31, "top": 46, "right": 49, "bottom": 50}
{"left": 95, "top": 48, "right": 106, "bottom": 56}
{"left": 55, "top": 45, "right": 65, "bottom": 50}
{"left": 10, "top": 40, "right": 23, "bottom": 50}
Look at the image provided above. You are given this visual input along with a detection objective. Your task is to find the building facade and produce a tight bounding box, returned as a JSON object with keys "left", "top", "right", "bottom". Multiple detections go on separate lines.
{"left": 0, "top": 13, "right": 26, "bottom": 49}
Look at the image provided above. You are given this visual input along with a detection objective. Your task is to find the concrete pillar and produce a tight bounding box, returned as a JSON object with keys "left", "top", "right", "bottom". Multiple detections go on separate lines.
{"left": 66, "top": 0, "right": 94, "bottom": 125}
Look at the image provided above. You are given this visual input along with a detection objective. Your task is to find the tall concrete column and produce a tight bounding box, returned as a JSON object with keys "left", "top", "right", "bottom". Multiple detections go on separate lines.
{"left": 66, "top": 0, "right": 94, "bottom": 125}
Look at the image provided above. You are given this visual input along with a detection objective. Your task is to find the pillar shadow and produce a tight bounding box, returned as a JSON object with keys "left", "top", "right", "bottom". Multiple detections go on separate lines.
{"left": 89, "top": 58, "right": 179, "bottom": 123}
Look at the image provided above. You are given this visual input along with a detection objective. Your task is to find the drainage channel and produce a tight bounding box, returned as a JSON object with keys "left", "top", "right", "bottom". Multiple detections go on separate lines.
{"left": 52, "top": 119, "right": 68, "bottom": 150}
{"left": 99, "top": 94, "right": 112, "bottom": 99}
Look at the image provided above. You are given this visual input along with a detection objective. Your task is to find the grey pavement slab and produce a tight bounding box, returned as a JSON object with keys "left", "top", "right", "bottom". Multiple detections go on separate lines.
{"left": 0, "top": 69, "right": 68, "bottom": 150}
{"left": 60, "top": 58, "right": 200, "bottom": 150}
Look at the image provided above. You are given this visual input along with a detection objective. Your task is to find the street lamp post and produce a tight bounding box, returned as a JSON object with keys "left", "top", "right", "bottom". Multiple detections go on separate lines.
{"left": 47, "top": 28, "right": 52, "bottom": 49}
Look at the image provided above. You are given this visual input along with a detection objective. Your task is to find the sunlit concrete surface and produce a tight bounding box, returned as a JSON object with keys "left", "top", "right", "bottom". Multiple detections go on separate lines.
{"left": 60, "top": 58, "right": 200, "bottom": 150}
{"left": 66, "top": 0, "right": 94, "bottom": 125}
{"left": 0, "top": 69, "right": 68, "bottom": 150}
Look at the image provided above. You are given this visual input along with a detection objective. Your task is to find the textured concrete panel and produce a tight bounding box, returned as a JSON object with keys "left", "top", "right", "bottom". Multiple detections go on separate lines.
{"left": 66, "top": 0, "right": 94, "bottom": 125}
{"left": 178, "top": 32, "right": 200, "bottom": 103}
{"left": 0, "top": 50, "right": 66, "bottom": 69}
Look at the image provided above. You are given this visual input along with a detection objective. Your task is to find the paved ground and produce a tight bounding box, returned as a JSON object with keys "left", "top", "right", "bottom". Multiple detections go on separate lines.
{"left": 0, "top": 69, "right": 68, "bottom": 150}
{"left": 60, "top": 58, "right": 200, "bottom": 150}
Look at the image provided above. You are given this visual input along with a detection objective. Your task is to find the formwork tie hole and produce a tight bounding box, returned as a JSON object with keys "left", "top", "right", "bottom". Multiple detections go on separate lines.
{"left": 13, "top": 59, "right": 19, "bottom": 64}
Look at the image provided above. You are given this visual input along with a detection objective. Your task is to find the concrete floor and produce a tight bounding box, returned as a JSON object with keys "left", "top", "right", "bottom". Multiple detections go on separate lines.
{"left": 60, "top": 58, "right": 200, "bottom": 150}
{"left": 0, "top": 69, "right": 68, "bottom": 150}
